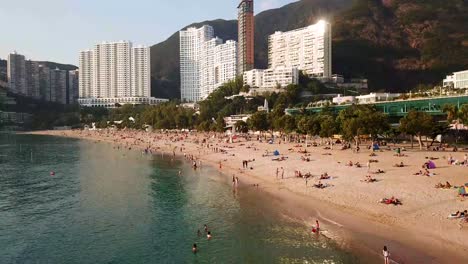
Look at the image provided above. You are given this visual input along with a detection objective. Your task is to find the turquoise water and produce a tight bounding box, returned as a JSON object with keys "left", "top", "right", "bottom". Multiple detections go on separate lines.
{"left": 0, "top": 134, "right": 362, "bottom": 263}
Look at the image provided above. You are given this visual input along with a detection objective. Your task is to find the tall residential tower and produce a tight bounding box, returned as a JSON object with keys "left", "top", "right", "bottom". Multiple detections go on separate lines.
{"left": 237, "top": 0, "right": 255, "bottom": 74}
{"left": 180, "top": 26, "right": 214, "bottom": 102}
{"left": 7, "top": 52, "right": 27, "bottom": 95}
{"left": 180, "top": 26, "right": 238, "bottom": 102}
{"left": 268, "top": 20, "right": 332, "bottom": 78}
{"left": 78, "top": 41, "right": 164, "bottom": 107}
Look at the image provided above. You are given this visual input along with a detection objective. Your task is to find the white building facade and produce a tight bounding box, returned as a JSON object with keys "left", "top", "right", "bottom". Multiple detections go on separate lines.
{"left": 7, "top": 52, "right": 76, "bottom": 104}
{"left": 131, "top": 46, "right": 151, "bottom": 97}
{"left": 7, "top": 53, "right": 27, "bottom": 95}
{"left": 268, "top": 20, "right": 332, "bottom": 78}
{"left": 180, "top": 26, "right": 238, "bottom": 102}
{"left": 443, "top": 70, "right": 468, "bottom": 89}
{"left": 78, "top": 41, "right": 156, "bottom": 107}
{"left": 243, "top": 66, "right": 299, "bottom": 91}
{"left": 180, "top": 26, "right": 214, "bottom": 102}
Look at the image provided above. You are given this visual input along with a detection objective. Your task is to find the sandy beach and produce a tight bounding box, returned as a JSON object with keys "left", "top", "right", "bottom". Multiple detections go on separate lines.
{"left": 24, "top": 129, "right": 468, "bottom": 263}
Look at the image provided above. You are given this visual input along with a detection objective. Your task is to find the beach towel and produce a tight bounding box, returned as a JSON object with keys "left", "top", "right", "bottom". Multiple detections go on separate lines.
{"left": 458, "top": 186, "right": 467, "bottom": 196}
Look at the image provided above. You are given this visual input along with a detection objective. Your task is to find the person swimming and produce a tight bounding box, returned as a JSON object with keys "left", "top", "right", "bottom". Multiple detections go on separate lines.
{"left": 192, "top": 243, "right": 198, "bottom": 254}
{"left": 197, "top": 229, "right": 201, "bottom": 237}
{"left": 204, "top": 224, "right": 208, "bottom": 233}
{"left": 207, "top": 231, "right": 212, "bottom": 240}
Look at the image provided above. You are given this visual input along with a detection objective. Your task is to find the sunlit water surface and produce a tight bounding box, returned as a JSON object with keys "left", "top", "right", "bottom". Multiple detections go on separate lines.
{"left": 0, "top": 134, "right": 362, "bottom": 263}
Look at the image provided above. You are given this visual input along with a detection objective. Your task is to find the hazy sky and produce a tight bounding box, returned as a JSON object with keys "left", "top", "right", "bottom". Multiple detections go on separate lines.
{"left": 0, "top": 0, "right": 297, "bottom": 65}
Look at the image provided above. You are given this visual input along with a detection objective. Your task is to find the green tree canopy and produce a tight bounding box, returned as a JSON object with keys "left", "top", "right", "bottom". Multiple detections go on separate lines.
{"left": 399, "top": 110, "right": 434, "bottom": 149}
{"left": 247, "top": 111, "right": 270, "bottom": 132}
{"left": 336, "top": 104, "right": 389, "bottom": 146}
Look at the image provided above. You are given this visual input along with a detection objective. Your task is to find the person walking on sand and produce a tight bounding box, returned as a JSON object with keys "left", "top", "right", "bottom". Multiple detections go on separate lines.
{"left": 383, "top": 246, "right": 390, "bottom": 264}
{"left": 276, "top": 168, "right": 279, "bottom": 179}
{"left": 281, "top": 167, "right": 284, "bottom": 179}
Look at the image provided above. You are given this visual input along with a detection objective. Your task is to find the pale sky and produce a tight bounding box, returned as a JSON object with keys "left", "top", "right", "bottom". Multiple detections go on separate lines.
{"left": 0, "top": 0, "right": 297, "bottom": 65}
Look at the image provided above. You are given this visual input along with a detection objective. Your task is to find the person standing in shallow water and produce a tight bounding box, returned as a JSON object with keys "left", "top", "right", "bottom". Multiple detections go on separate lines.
{"left": 383, "top": 246, "right": 390, "bottom": 264}
{"left": 192, "top": 243, "right": 197, "bottom": 254}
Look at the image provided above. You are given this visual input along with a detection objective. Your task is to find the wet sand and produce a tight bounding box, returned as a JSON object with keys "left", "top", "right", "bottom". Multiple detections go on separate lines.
{"left": 24, "top": 130, "right": 468, "bottom": 263}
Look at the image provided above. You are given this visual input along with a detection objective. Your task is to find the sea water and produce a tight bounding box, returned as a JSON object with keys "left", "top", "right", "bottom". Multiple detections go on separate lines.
{"left": 0, "top": 134, "right": 363, "bottom": 263}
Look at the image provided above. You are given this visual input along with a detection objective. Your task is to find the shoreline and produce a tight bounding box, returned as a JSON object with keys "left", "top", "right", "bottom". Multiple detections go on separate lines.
{"left": 20, "top": 130, "right": 468, "bottom": 263}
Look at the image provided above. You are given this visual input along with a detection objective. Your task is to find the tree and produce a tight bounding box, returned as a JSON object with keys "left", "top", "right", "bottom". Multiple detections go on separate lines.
{"left": 399, "top": 110, "right": 434, "bottom": 149}
{"left": 429, "top": 123, "right": 451, "bottom": 147}
{"left": 276, "top": 115, "right": 296, "bottom": 134}
{"left": 318, "top": 115, "right": 337, "bottom": 139}
{"left": 247, "top": 112, "right": 270, "bottom": 132}
{"left": 336, "top": 105, "right": 389, "bottom": 146}
{"left": 460, "top": 104, "right": 468, "bottom": 126}
{"left": 442, "top": 104, "right": 458, "bottom": 123}
{"left": 296, "top": 115, "right": 320, "bottom": 137}
{"left": 384, "top": 127, "right": 401, "bottom": 146}
{"left": 235, "top": 120, "right": 248, "bottom": 133}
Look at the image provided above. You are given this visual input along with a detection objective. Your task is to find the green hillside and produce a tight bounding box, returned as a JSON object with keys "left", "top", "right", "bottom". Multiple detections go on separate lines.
{"left": 151, "top": 0, "right": 467, "bottom": 98}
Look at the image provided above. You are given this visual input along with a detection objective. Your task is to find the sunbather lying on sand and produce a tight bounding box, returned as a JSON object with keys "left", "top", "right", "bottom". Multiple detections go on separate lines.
{"left": 362, "top": 175, "right": 377, "bottom": 183}
{"left": 320, "top": 173, "right": 330, "bottom": 180}
{"left": 435, "top": 182, "right": 452, "bottom": 189}
{"left": 313, "top": 181, "right": 329, "bottom": 189}
{"left": 379, "top": 196, "right": 402, "bottom": 205}
{"left": 393, "top": 162, "right": 405, "bottom": 168}
{"left": 448, "top": 210, "right": 467, "bottom": 219}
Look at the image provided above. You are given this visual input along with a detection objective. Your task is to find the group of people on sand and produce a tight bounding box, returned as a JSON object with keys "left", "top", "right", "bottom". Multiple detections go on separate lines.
{"left": 447, "top": 153, "right": 468, "bottom": 166}
{"left": 435, "top": 181, "right": 452, "bottom": 189}
{"left": 413, "top": 168, "right": 434, "bottom": 177}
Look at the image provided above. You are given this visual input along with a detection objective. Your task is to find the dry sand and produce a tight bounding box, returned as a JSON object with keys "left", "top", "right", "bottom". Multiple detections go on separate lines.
{"left": 24, "top": 129, "right": 468, "bottom": 263}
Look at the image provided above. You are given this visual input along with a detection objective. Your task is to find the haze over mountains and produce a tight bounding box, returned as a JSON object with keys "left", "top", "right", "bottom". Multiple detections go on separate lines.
{"left": 150, "top": 0, "right": 468, "bottom": 99}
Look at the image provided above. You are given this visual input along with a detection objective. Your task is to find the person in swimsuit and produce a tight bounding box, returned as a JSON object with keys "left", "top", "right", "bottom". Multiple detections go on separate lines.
{"left": 207, "top": 231, "right": 212, "bottom": 240}
{"left": 192, "top": 243, "right": 198, "bottom": 254}
{"left": 383, "top": 246, "right": 390, "bottom": 264}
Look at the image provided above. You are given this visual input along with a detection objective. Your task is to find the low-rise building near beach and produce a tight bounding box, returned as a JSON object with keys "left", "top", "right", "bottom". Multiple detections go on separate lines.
{"left": 78, "top": 97, "right": 168, "bottom": 108}
{"left": 244, "top": 66, "right": 299, "bottom": 92}
{"left": 224, "top": 114, "right": 251, "bottom": 129}
{"left": 355, "top": 93, "right": 401, "bottom": 104}
{"left": 443, "top": 70, "right": 468, "bottom": 89}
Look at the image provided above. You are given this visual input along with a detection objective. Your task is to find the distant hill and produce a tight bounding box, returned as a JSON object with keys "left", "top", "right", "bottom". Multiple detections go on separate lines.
{"left": 150, "top": 0, "right": 468, "bottom": 98}
{"left": 36, "top": 61, "right": 78, "bottom": 71}
{"left": 0, "top": 58, "right": 77, "bottom": 83}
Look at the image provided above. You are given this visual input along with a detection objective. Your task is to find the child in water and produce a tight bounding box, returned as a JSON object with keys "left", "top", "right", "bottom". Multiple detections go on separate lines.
{"left": 207, "top": 231, "right": 212, "bottom": 240}
{"left": 192, "top": 244, "right": 198, "bottom": 254}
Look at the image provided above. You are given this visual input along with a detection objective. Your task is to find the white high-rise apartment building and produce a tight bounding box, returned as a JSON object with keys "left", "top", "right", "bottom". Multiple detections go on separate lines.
{"left": 7, "top": 52, "right": 27, "bottom": 95}
{"left": 180, "top": 26, "right": 214, "bottom": 102}
{"left": 211, "top": 40, "right": 238, "bottom": 98}
{"left": 180, "top": 26, "right": 238, "bottom": 102}
{"left": 268, "top": 20, "right": 332, "bottom": 78}
{"left": 79, "top": 41, "right": 156, "bottom": 107}
{"left": 131, "top": 46, "right": 150, "bottom": 97}
{"left": 79, "top": 50, "right": 93, "bottom": 98}
{"left": 68, "top": 70, "right": 79, "bottom": 104}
